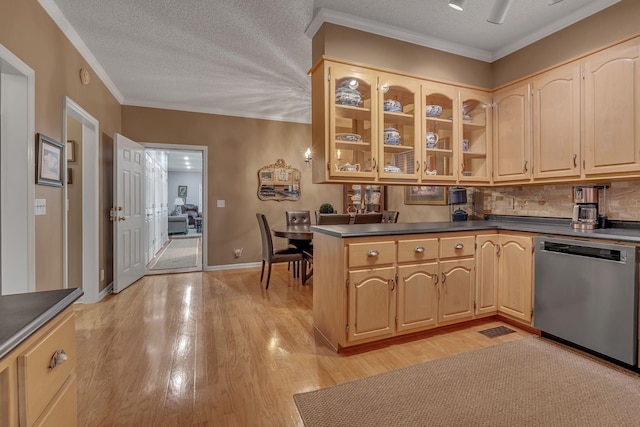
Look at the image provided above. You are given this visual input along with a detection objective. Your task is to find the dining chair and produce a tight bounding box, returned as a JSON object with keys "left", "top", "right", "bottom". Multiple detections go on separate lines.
{"left": 353, "top": 212, "right": 383, "bottom": 224}
{"left": 316, "top": 212, "right": 352, "bottom": 225}
{"left": 256, "top": 213, "right": 303, "bottom": 289}
{"left": 381, "top": 210, "right": 399, "bottom": 223}
{"left": 285, "top": 210, "right": 311, "bottom": 275}
{"left": 301, "top": 247, "right": 314, "bottom": 285}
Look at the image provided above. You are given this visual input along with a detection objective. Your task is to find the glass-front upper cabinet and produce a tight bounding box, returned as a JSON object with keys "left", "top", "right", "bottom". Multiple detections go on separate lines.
{"left": 459, "top": 89, "right": 491, "bottom": 183}
{"left": 328, "top": 63, "right": 377, "bottom": 180}
{"left": 377, "top": 73, "right": 420, "bottom": 181}
{"left": 421, "top": 82, "right": 458, "bottom": 182}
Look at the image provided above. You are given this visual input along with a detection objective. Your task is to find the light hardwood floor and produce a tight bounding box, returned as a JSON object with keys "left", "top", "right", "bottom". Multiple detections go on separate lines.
{"left": 74, "top": 265, "right": 533, "bottom": 427}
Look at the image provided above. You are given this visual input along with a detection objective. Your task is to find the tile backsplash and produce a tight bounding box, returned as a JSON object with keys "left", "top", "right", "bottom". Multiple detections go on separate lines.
{"left": 483, "top": 181, "right": 640, "bottom": 221}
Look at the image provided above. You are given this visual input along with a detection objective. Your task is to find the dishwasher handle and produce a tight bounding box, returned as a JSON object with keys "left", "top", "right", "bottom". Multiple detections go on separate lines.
{"left": 539, "top": 240, "right": 626, "bottom": 263}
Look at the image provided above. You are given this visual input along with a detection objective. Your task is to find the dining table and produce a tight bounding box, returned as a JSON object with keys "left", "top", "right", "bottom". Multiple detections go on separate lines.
{"left": 272, "top": 224, "right": 313, "bottom": 242}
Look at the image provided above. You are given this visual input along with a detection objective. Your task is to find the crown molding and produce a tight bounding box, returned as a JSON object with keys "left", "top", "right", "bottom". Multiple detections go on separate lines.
{"left": 122, "top": 99, "right": 311, "bottom": 125}
{"left": 491, "top": 0, "right": 623, "bottom": 60}
{"left": 38, "top": 0, "right": 124, "bottom": 103}
{"left": 305, "top": 8, "right": 493, "bottom": 63}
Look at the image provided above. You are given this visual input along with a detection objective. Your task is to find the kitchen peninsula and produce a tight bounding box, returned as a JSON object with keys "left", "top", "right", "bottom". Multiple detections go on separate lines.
{"left": 310, "top": 219, "right": 640, "bottom": 352}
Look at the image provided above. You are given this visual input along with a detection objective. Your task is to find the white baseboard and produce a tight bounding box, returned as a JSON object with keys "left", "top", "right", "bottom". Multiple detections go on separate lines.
{"left": 206, "top": 262, "right": 262, "bottom": 271}
{"left": 98, "top": 282, "right": 113, "bottom": 301}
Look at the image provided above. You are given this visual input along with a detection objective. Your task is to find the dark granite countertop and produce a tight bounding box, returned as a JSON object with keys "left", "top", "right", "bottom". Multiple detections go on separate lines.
{"left": 310, "top": 218, "right": 640, "bottom": 244}
{"left": 0, "top": 288, "right": 83, "bottom": 359}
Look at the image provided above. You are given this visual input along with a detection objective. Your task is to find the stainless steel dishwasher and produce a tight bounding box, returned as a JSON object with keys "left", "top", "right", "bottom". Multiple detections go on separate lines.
{"left": 534, "top": 236, "right": 638, "bottom": 366}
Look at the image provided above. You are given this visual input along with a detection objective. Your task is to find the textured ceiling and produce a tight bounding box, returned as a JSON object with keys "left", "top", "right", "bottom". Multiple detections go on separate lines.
{"left": 44, "top": 0, "right": 620, "bottom": 124}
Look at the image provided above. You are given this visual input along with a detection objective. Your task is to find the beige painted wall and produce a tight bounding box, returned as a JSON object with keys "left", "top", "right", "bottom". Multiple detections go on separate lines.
{"left": 492, "top": 0, "right": 640, "bottom": 88}
{"left": 0, "top": 0, "right": 121, "bottom": 291}
{"left": 314, "top": 24, "right": 493, "bottom": 90}
{"left": 121, "top": 106, "right": 343, "bottom": 266}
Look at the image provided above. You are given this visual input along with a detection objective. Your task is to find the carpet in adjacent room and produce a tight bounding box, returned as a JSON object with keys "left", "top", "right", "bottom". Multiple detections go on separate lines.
{"left": 149, "top": 238, "right": 199, "bottom": 270}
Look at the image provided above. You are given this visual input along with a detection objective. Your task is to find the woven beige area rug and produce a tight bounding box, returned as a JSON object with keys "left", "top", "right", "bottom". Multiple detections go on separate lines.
{"left": 150, "top": 238, "right": 199, "bottom": 270}
{"left": 294, "top": 337, "right": 640, "bottom": 427}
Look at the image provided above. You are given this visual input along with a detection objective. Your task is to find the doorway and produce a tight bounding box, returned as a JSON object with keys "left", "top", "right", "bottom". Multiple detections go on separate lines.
{"left": 0, "top": 43, "right": 35, "bottom": 295}
{"left": 64, "top": 97, "right": 99, "bottom": 303}
{"left": 143, "top": 144, "right": 207, "bottom": 274}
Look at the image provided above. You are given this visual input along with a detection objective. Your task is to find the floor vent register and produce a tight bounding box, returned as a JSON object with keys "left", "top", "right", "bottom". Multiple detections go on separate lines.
{"left": 478, "top": 326, "right": 516, "bottom": 338}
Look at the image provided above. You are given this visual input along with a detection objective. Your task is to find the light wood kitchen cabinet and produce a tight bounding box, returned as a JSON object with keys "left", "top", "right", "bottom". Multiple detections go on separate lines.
{"left": 438, "top": 258, "right": 475, "bottom": 323}
{"left": 459, "top": 88, "right": 492, "bottom": 183}
{"left": 421, "top": 81, "right": 458, "bottom": 182}
{"left": 438, "top": 235, "right": 475, "bottom": 324}
{"left": 378, "top": 72, "right": 421, "bottom": 181}
{"left": 531, "top": 63, "right": 582, "bottom": 180}
{"left": 396, "top": 238, "right": 439, "bottom": 332}
{"left": 348, "top": 266, "right": 396, "bottom": 342}
{"left": 492, "top": 83, "right": 532, "bottom": 183}
{"left": 583, "top": 39, "right": 640, "bottom": 176}
{"left": 475, "top": 234, "right": 499, "bottom": 316}
{"left": 0, "top": 307, "right": 78, "bottom": 427}
{"left": 497, "top": 234, "right": 534, "bottom": 324}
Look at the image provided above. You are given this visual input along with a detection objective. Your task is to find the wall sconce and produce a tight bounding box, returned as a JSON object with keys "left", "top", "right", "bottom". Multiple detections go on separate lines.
{"left": 304, "top": 148, "right": 312, "bottom": 167}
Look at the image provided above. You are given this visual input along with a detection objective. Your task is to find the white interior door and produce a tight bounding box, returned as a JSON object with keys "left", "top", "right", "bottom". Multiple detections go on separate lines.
{"left": 114, "top": 133, "right": 145, "bottom": 293}
{"left": 144, "top": 152, "right": 154, "bottom": 264}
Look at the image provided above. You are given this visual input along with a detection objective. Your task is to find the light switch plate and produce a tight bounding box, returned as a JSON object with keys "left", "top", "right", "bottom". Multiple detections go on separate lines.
{"left": 35, "top": 199, "right": 46, "bottom": 215}
{"left": 217, "top": 200, "right": 225, "bottom": 208}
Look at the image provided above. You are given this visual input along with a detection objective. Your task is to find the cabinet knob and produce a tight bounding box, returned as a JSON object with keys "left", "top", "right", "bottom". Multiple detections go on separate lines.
{"left": 367, "top": 249, "right": 379, "bottom": 257}
{"left": 49, "top": 349, "right": 68, "bottom": 369}
{"left": 414, "top": 246, "right": 425, "bottom": 253}
{"left": 454, "top": 243, "right": 464, "bottom": 249}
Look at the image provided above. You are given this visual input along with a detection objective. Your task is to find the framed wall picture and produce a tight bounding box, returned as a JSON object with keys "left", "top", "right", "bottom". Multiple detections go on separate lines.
{"left": 178, "top": 185, "right": 187, "bottom": 198}
{"left": 404, "top": 185, "right": 448, "bottom": 205}
{"left": 66, "top": 140, "right": 76, "bottom": 162}
{"left": 36, "top": 133, "right": 64, "bottom": 187}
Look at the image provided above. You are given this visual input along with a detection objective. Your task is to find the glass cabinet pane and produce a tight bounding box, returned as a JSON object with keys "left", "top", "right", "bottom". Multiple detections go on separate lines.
{"left": 459, "top": 89, "right": 491, "bottom": 182}
{"left": 378, "top": 74, "right": 420, "bottom": 180}
{"left": 329, "top": 65, "right": 377, "bottom": 179}
{"left": 422, "top": 83, "right": 457, "bottom": 181}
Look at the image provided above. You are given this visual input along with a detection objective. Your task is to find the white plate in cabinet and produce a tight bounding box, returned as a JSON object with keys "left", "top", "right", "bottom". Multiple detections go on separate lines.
{"left": 348, "top": 241, "right": 396, "bottom": 268}
{"left": 397, "top": 238, "right": 438, "bottom": 263}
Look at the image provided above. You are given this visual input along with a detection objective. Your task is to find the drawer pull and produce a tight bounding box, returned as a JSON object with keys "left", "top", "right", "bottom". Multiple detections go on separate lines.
{"left": 49, "top": 349, "right": 68, "bottom": 369}
{"left": 414, "top": 246, "right": 425, "bottom": 253}
{"left": 367, "top": 249, "right": 379, "bottom": 257}
{"left": 454, "top": 243, "right": 464, "bottom": 249}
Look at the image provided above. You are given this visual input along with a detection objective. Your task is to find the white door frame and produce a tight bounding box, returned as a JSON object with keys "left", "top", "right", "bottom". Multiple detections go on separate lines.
{"left": 0, "top": 43, "right": 35, "bottom": 295}
{"left": 143, "top": 143, "right": 208, "bottom": 271}
{"left": 63, "top": 97, "right": 99, "bottom": 303}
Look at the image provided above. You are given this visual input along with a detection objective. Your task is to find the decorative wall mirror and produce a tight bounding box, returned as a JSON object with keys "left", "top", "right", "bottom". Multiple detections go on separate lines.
{"left": 258, "top": 159, "right": 301, "bottom": 201}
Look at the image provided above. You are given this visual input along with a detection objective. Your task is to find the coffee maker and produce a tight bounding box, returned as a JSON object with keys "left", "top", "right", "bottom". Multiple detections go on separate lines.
{"left": 571, "top": 185, "right": 606, "bottom": 229}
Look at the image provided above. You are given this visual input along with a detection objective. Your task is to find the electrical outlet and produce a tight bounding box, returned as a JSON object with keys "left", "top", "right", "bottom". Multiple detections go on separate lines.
{"left": 100, "top": 269, "right": 105, "bottom": 282}
{"left": 233, "top": 248, "right": 243, "bottom": 258}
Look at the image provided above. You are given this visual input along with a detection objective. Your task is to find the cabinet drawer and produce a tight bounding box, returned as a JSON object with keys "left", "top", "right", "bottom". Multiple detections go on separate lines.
{"left": 34, "top": 374, "right": 77, "bottom": 427}
{"left": 439, "top": 236, "right": 475, "bottom": 259}
{"left": 348, "top": 241, "right": 396, "bottom": 268}
{"left": 397, "top": 238, "right": 438, "bottom": 263}
{"left": 19, "top": 313, "right": 76, "bottom": 427}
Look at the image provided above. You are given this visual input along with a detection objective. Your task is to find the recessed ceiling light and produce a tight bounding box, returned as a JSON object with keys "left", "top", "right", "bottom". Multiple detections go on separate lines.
{"left": 183, "top": 156, "right": 189, "bottom": 160}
